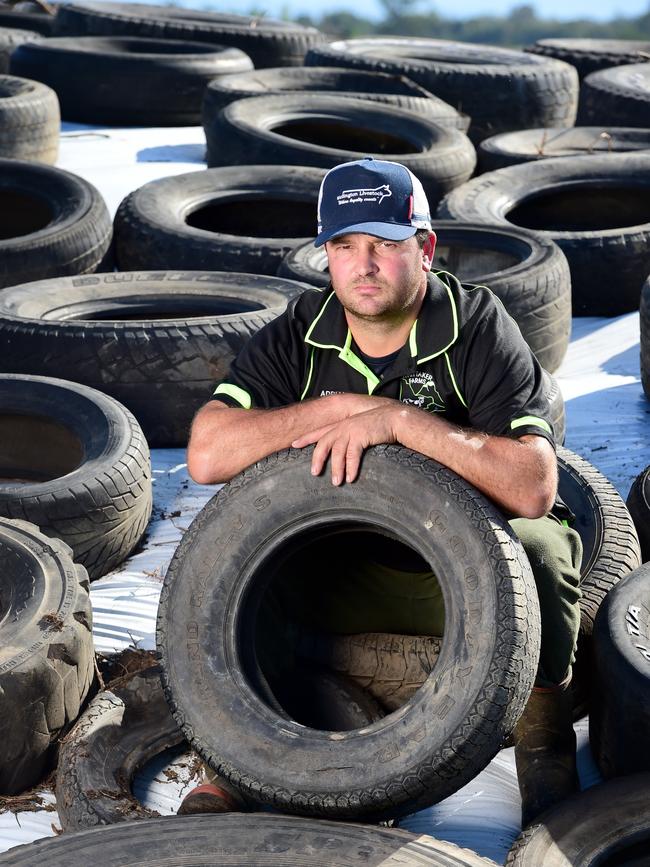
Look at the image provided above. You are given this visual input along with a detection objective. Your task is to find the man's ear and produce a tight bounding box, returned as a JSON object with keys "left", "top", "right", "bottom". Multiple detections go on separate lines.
{"left": 421, "top": 231, "right": 437, "bottom": 272}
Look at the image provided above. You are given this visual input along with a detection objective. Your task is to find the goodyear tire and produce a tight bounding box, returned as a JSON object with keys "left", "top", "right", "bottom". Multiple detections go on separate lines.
{"left": 0, "top": 272, "right": 309, "bottom": 446}
{"left": 578, "top": 63, "right": 650, "bottom": 128}
{"left": 56, "top": 665, "right": 184, "bottom": 830}
{"left": 114, "top": 167, "right": 324, "bottom": 277}
{"left": 10, "top": 35, "right": 252, "bottom": 126}
{"left": 53, "top": 1, "right": 325, "bottom": 68}
{"left": 305, "top": 37, "right": 578, "bottom": 143}
{"left": 437, "top": 153, "right": 650, "bottom": 316}
{"left": 626, "top": 464, "right": 650, "bottom": 562}
{"left": 0, "top": 813, "right": 497, "bottom": 865}
{"left": 526, "top": 38, "right": 650, "bottom": 79}
{"left": 0, "top": 374, "right": 152, "bottom": 580}
{"left": 202, "top": 66, "right": 468, "bottom": 132}
{"left": 0, "top": 158, "right": 111, "bottom": 289}
{"left": 0, "top": 517, "right": 94, "bottom": 795}
{"left": 157, "top": 445, "right": 540, "bottom": 821}
{"left": 0, "top": 74, "right": 59, "bottom": 163}
{"left": 478, "top": 126, "right": 650, "bottom": 173}
{"left": 589, "top": 564, "right": 650, "bottom": 779}
{"left": 205, "top": 94, "right": 476, "bottom": 210}
{"left": 506, "top": 775, "right": 650, "bottom": 865}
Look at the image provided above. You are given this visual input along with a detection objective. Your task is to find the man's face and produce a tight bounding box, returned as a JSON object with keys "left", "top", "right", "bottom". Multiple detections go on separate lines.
{"left": 325, "top": 232, "right": 434, "bottom": 323}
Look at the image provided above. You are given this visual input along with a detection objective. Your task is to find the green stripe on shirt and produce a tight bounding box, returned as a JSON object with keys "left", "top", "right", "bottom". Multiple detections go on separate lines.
{"left": 511, "top": 415, "right": 552, "bottom": 434}
{"left": 214, "top": 383, "right": 252, "bottom": 409}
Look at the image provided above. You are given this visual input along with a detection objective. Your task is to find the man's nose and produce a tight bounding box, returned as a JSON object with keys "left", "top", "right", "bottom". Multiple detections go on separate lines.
{"left": 354, "top": 247, "right": 379, "bottom": 276}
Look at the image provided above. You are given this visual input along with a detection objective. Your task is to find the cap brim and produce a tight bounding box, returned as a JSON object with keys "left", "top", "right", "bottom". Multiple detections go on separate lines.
{"left": 314, "top": 221, "right": 418, "bottom": 248}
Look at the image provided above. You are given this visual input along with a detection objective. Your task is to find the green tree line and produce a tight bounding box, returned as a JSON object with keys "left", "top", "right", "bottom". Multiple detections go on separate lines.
{"left": 293, "top": 2, "right": 650, "bottom": 46}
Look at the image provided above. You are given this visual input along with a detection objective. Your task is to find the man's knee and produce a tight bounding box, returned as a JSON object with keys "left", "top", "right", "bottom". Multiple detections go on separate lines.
{"left": 510, "top": 515, "right": 583, "bottom": 598}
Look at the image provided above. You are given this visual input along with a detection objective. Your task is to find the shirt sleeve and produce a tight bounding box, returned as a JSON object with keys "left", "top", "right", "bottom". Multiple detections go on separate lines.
{"left": 451, "top": 287, "right": 556, "bottom": 447}
{"left": 212, "top": 299, "right": 306, "bottom": 409}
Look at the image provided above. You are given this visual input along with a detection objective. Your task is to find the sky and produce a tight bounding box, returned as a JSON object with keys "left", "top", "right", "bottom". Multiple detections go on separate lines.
{"left": 181, "top": 0, "right": 650, "bottom": 22}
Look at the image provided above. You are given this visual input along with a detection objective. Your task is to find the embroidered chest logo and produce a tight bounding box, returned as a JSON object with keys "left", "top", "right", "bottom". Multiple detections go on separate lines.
{"left": 337, "top": 184, "right": 392, "bottom": 206}
{"left": 401, "top": 372, "right": 445, "bottom": 412}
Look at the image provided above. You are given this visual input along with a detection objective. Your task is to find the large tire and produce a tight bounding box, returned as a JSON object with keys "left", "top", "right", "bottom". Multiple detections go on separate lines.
{"left": 305, "top": 38, "right": 578, "bottom": 143}
{"left": 0, "top": 813, "right": 497, "bottom": 865}
{"left": 0, "top": 517, "right": 94, "bottom": 795}
{"left": 279, "top": 225, "right": 571, "bottom": 373}
{"left": 0, "top": 374, "right": 152, "bottom": 580}
{"left": 202, "top": 66, "right": 469, "bottom": 131}
{"left": 0, "top": 25, "right": 41, "bottom": 72}
{"left": 205, "top": 94, "right": 476, "bottom": 210}
{"left": 589, "top": 565, "right": 650, "bottom": 779}
{"left": 437, "top": 153, "right": 650, "bottom": 316}
{"left": 0, "top": 74, "right": 59, "bottom": 163}
{"left": 0, "top": 7, "right": 55, "bottom": 36}
{"left": 526, "top": 38, "right": 650, "bottom": 79}
{"left": 0, "top": 271, "right": 307, "bottom": 447}
{"left": 56, "top": 665, "right": 184, "bottom": 830}
{"left": 0, "top": 158, "right": 111, "bottom": 289}
{"left": 10, "top": 35, "right": 252, "bottom": 126}
{"left": 114, "top": 166, "right": 324, "bottom": 277}
{"left": 642, "top": 276, "right": 650, "bottom": 400}
{"left": 478, "top": 126, "right": 650, "bottom": 173}
{"left": 157, "top": 444, "right": 540, "bottom": 821}
{"left": 506, "top": 774, "right": 650, "bottom": 866}
{"left": 578, "top": 63, "right": 650, "bottom": 128}
{"left": 626, "top": 465, "right": 650, "bottom": 562}
{"left": 53, "top": 1, "right": 325, "bottom": 69}
{"left": 556, "top": 446, "right": 642, "bottom": 709}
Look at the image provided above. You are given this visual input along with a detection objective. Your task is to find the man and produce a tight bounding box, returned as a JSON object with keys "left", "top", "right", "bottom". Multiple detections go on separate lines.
{"left": 183, "top": 157, "right": 582, "bottom": 826}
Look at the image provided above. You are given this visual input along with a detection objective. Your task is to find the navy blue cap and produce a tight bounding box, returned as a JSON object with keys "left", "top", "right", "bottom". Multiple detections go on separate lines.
{"left": 314, "top": 157, "right": 432, "bottom": 247}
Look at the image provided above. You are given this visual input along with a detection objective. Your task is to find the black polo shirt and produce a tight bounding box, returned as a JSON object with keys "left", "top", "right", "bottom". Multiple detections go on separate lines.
{"left": 213, "top": 271, "right": 555, "bottom": 446}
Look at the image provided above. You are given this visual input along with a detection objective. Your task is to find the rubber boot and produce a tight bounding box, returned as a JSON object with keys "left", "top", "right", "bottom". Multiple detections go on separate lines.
{"left": 513, "top": 679, "right": 579, "bottom": 828}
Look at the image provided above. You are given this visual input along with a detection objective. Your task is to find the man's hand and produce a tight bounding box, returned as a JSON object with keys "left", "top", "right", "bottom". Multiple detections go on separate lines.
{"left": 292, "top": 404, "right": 403, "bottom": 485}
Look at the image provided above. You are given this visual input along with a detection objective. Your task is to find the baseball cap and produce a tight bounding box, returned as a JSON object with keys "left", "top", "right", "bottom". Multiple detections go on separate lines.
{"left": 314, "top": 157, "right": 432, "bottom": 248}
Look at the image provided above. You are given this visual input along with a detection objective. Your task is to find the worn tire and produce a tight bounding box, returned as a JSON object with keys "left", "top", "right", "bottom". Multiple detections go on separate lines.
{"left": 626, "top": 464, "right": 650, "bottom": 562}
{"left": 0, "top": 74, "right": 59, "bottom": 163}
{"left": 478, "top": 126, "right": 650, "bottom": 173}
{"left": 0, "top": 374, "right": 152, "bottom": 580}
{"left": 578, "top": 63, "right": 650, "bottom": 128}
{"left": 590, "top": 564, "right": 650, "bottom": 779}
{"left": 506, "top": 774, "right": 650, "bottom": 865}
{"left": 0, "top": 813, "right": 497, "bottom": 865}
{"left": 114, "top": 166, "right": 324, "bottom": 277}
{"left": 544, "top": 369, "right": 565, "bottom": 446}
{"left": 202, "top": 66, "right": 468, "bottom": 131}
{"left": 0, "top": 8, "right": 54, "bottom": 36}
{"left": 0, "top": 25, "right": 41, "bottom": 72}
{"left": 0, "top": 271, "right": 307, "bottom": 447}
{"left": 10, "top": 35, "right": 252, "bottom": 126}
{"left": 526, "top": 38, "right": 650, "bottom": 79}
{"left": 205, "top": 94, "right": 476, "bottom": 209}
{"left": 437, "top": 153, "right": 650, "bottom": 316}
{"left": 0, "top": 517, "right": 94, "bottom": 794}
{"left": 305, "top": 37, "right": 578, "bottom": 143}
{"left": 279, "top": 225, "right": 571, "bottom": 373}
{"left": 642, "top": 276, "right": 650, "bottom": 400}
{"left": 56, "top": 665, "right": 184, "bottom": 830}
{"left": 0, "top": 158, "right": 111, "bottom": 289}
{"left": 157, "top": 444, "right": 540, "bottom": 821}
{"left": 53, "top": 1, "right": 325, "bottom": 68}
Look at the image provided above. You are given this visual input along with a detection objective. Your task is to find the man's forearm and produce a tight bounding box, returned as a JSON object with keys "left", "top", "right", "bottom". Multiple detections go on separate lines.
{"left": 187, "top": 394, "right": 394, "bottom": 484}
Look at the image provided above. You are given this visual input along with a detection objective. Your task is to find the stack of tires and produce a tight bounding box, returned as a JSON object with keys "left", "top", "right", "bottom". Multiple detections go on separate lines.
{"left": 0, "top": 11, "right": 649, "bottom": 866}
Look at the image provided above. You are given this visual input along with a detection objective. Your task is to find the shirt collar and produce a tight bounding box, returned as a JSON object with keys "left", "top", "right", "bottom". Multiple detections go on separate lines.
{"left": 304, "top": 271, "right": 459, "bottom": 364}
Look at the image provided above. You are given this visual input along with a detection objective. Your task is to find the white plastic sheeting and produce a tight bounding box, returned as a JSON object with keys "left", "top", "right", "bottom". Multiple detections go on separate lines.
{"left": 1, "top": 121, "right": 647, "bottom": 862}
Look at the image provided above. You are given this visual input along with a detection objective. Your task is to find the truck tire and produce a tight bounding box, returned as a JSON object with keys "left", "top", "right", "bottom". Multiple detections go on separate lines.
{"left": 0, "top": 374, "right": 152, "bottom": 580}
{"left": 157, "top": 444, "right": 540, "bottom": 821}
{"left": 0, "top": 517, "right": 94, "bottom": 794}
{"left": 437, "top": 152, "right": 650, "bottom": 316}
{"left": 56, "top": 665, "right": 184, "bottom": 830}
{"left": 114, "top": 166, "right": 324, "bottom": 277}
{"left": 10, "top": 35, "right": 252, "bottom": 126}
{"left": 0, "top": 158, "right": 111, "bottom": 289}
{"left": 0, "top": 271, "right": 307, "bottom": 447}
{"left": 578, "top": 63, "right": 650, "bottom": 128}
{"left": 205, "top": 94, "right": 476, "bottom": 210}
{"left": 0, "top": 74, "right": 59, "bottom": 163}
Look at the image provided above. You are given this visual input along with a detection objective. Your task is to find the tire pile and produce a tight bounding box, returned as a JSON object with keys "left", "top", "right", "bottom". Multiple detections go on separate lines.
{"left": 0, "top": 4, "right": 649, "bottom": 864}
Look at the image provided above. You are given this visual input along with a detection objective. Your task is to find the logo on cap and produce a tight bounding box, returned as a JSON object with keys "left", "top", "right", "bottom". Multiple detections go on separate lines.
{"left": 337, "top": 184, "right": 392, "bottom": 206}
